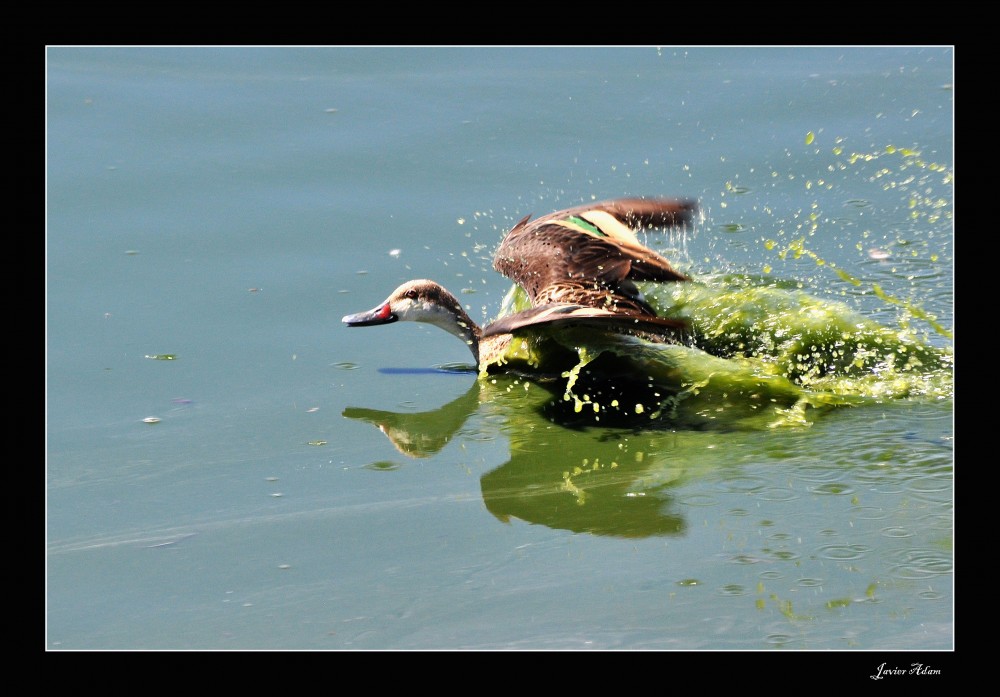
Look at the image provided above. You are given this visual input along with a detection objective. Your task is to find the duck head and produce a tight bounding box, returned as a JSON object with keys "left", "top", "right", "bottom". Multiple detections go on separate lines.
{"left": 342, "top": 279, "right": 482, "bottom": 360}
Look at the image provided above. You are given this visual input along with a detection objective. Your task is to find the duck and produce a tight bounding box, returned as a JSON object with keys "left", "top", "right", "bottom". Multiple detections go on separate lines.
{"left": 342, "top": 197, "right": 697, "bottom": 373}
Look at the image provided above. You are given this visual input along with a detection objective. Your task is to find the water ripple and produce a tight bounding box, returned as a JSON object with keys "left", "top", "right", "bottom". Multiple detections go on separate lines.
{"left": 854, "top": 506, "right": 889, "bottom": 520}
{"left": 809, "top": 482, "right": 855, "bottom": 496}
{"left": 765, "top": 634, "right": 795, "bottom": 647}
{"left": 764, "top": 549, "right": 801, "bottom": 562}
{"left": 757, "top": 487, "right": 799, "bottom": 502}
{"left": 905, "top": 473, "right": 954, "bottom": 496}
{"left": 879, "top": 526, "right": 913, "bottom": 538}
{"left": 718, "top": 584, "right": 748, "bottom": 596}
{"left": 817, "top": 543, "right": 872, "bottom": 560}
{"left": 794, "top": 467, "right": 848, "bottom": 484}
{"left": 918, "top": 589, "right": 946, "bottom": 601}
{"left": 917, "top": 511, "right": 953, "bottom": 531}
{"left": 889, "top": 547, "right": 953, "bottom": 579}
{"left": 680, "top": 494, "right": 720, "bottom": 507}
{"left": 717, "top": 475, "right": 769, "bottom": 493}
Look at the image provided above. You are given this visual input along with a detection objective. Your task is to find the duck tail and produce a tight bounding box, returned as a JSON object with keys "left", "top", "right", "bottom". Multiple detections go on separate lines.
{"left": 592, "top": 197, "right": 699, "bottom": 229}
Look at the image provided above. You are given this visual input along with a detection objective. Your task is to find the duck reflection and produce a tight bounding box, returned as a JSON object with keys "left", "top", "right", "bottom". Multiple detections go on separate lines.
{"left": 344, "top": 376, "right": 696, "bottom": 538}
{"left": 342, "top": 376, "right": 483, "bottom": 459}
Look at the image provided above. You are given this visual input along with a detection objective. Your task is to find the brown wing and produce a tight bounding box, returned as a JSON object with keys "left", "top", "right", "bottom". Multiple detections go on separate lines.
{"left": 493, "top": 197, "right": 696, "bottom": 306}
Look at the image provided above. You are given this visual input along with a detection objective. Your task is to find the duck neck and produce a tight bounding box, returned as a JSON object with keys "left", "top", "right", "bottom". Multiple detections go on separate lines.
{"left": 447, "top": 310, "right": 482, "bottom": 363}
{"left": 426, "top": 297, "right": 482, "bottom": 364}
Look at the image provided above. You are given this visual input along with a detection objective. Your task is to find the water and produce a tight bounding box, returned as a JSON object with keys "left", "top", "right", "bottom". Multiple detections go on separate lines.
{"left": 46, "top": 46, "right": 953, "bottom": 651}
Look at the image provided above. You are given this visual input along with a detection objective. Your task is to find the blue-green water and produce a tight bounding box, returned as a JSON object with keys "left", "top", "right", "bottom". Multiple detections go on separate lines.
{"left": 46, "top": 47, "right": 953, "bottom": 651}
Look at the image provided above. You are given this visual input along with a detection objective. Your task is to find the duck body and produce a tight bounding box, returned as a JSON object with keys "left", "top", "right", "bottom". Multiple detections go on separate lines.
{"left": 342, "top": 197, "right": 697, "bottom": 374}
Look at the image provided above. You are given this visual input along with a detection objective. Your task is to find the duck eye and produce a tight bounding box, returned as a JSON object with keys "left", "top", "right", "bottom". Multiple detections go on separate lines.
{"left": 405, "top": 289, "right": 418, "bottom": 299}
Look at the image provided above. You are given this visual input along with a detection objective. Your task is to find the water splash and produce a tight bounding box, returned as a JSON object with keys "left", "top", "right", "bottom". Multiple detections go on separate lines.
{"left": 484, "top": 276, "right": 951, "bottom": 430}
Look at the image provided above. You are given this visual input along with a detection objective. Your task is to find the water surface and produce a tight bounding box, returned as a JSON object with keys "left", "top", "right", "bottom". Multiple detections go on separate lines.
{"left": 46, "top": 46, "right": 953, "bottom": 651}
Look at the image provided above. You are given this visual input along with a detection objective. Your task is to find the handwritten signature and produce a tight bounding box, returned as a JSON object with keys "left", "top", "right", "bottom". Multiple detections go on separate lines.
{"left": 871, "top": 663, "right": 941, "bottom": 680}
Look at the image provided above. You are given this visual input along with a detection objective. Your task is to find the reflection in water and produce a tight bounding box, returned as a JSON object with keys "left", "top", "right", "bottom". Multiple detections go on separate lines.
{"left": 343, "top": 381, "right": 481, "bottom": 459}
{"left": 479, "top": 406, "right": 690, "bottom": 538}
{"left": 344, "top": 379, "right": 690, "bottom": 537}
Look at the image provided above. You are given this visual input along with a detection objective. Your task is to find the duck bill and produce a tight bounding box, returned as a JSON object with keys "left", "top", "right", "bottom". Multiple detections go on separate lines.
{"left": 342, "top": 301, "right": 398, "bottom": 327}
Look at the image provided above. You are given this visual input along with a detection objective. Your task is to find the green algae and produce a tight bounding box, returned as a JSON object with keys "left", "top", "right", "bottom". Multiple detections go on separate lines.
{"left": 656, "top": 277, "right": 952, "bottom": 399}
{"left": 482, "top": 275, "right": 952, "bottom": 429}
